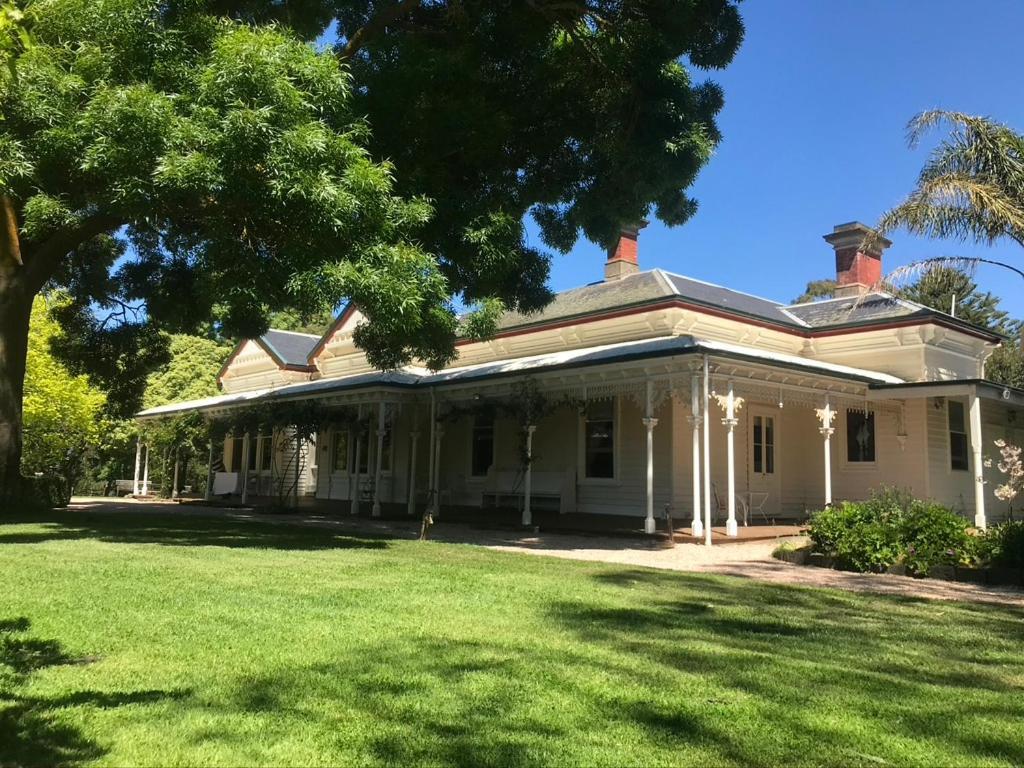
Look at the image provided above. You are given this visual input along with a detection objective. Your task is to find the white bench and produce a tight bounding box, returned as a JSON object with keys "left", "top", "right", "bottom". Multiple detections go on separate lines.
{"left": 480, "top": 467, "right": 576, "bottom": 514}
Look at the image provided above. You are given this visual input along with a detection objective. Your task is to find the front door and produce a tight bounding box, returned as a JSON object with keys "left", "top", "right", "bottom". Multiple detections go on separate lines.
{"left": 749, "top": 407, "right": 781, "bottom": 518}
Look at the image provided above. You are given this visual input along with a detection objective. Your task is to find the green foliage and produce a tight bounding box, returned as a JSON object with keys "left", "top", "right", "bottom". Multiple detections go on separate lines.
{"left": 897, "top": 500, "right": 973, "bottom": 575}
{"left": 265, "top": 307, "right": 335, "bottom": 336}
{"left": 809, "top": 488, "right": 971, "bottom": 575}
{"left": 975, "top": 520, "right": 1024, "bottom": 568}
{"left": 143, "top": 334, "right": 230, "bottom": 409}
{"left": 898, "top": 266, "right": 1020, "bottom": 337}
{"left": 879, "top": 111, "right": 1024, "bottom": 246}
{"left": 21, "top": 295, "right": 107, "bottom": 496}
{"left": 986, "top": 335, "right": 1024, "bottom": 389}
{"left": 791, "top": 279, "right": 836, "bottom": 304}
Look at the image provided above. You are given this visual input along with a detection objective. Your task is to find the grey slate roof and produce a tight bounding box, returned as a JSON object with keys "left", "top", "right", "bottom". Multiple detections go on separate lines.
{"left": 784, "top": 293, "right": 922, "bottom": 327}
{"left": 493, "top": 268, "right": 998, "bottom": 338}
{"left": 260, "top": 329, "right": 320, "bottom": 368}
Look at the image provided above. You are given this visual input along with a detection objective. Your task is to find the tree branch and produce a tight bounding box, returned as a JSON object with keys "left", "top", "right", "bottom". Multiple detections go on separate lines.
{"left": 339, "top": 0, "right": 422, "bottom": 62}
{"left": 0, "top": 194, "right": 22, "bottom": 272}
{"left": 23, "top": 213, "right": 122, "bottom": 293}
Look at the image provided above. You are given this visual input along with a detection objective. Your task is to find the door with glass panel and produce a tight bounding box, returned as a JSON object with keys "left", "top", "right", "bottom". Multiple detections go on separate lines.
{"left": 748, "top": 407, "right": 781, "bottom": 515}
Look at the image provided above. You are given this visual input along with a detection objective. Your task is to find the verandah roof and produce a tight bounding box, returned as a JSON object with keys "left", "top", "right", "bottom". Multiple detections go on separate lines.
{"left": 135, "top": 334, "right": 904, "bottom": 420}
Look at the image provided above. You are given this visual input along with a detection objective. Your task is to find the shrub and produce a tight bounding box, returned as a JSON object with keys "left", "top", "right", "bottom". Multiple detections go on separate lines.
{"left": 897, "top": 501, "right": 971, "bottom": 575}
{"left": 975, "top": 521, "right": 1024, "bottom": 568}
{"left": 809, "top": 489, "right": 971, "bottom": 575}
{"left": 10, "top": 475, "right": 69, "bottom": 511}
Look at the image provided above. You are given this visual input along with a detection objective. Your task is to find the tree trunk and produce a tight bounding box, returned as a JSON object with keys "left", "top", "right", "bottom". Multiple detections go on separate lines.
{"left": 0, "top": 273, "right": 33, "bottom": 503}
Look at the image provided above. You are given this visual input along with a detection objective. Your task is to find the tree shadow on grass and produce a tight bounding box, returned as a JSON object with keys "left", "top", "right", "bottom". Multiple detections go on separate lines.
{"left": 0, "top": 511, "right": 391, "bottom": 552}
{"left": 547, "top": 567, "right": 1024, "bottom": 765}
{"left": 0, "top": 617, "right": 190, "bottom": 767}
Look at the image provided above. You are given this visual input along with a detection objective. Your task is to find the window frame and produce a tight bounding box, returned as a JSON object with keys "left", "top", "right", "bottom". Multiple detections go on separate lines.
{"left": 469, "top": 413, "right": 496, "bottom": 479}
{"left": 751, "top": 412, "right": 777, "bottom": 476}
{"left": 844, "top": 409, "right": 877, "bottom": 466}
{"left": 948, "top": 399, "right": 970, "bottom": 472}
{"left": 579, "top": 397, "right": 618, "bottom": 483}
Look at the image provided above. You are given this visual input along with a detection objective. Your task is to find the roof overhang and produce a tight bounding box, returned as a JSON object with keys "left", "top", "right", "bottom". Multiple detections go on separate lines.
{"left": 139, "top": 335, "right": 903, "bottom": 420}
{"left": 867, "top": 379, "right": 1024, "bottom": 407}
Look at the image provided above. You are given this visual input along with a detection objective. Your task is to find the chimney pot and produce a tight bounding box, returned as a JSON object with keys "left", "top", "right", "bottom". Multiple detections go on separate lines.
{"left": 605, "top": 221, "right": 647, "bottom": 281}
{"left": 823, "top": 221, "right": 891, "bottom": 297}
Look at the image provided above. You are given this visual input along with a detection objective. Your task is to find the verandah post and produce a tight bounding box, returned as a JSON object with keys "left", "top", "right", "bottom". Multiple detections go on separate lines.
{"left": 642, "top": 380, "right": 658, "bottom": 535}
{"left": 372, "top": 401, "right": 386, "bottom": 517}
{"left": 702, "top": 355, "right": 712, "bottom": 546}
{"left": 522, "top": 424, "right": 536, "bottom": 527}
{"left": 690, "top": 374, "right": 703, "bottom": 538}
{"left": 133, "top": 438, "right": 142, "bottom": 496}
{"left": 969, "top": 386, "right": 987, "bottom": 529}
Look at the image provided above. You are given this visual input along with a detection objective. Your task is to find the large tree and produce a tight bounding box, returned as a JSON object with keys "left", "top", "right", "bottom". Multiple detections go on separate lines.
{"left": 0, "top": 0, "right": 743, "bottom": 496}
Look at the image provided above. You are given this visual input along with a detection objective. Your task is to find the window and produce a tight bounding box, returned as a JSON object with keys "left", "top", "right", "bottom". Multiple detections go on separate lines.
{"left": 752, "top": 415, "right": 775, "bottom": 474}
{"left": 471, "top": 414, "right": 495, "bottom": 477}
{"left": 949, "top": 400, "right": 969, "bottom": 471}
{"left": 379, "top": 424, "right": 392, "bottom": 473}
{"left": 584, "top": 399, "right": 615, "bottom": 479}
{"left": 332, "top": 431, "right": 348, "bottom": 473}
{"left": 259, "top": 434, "right": 273, "bottom": 471}
{"left": 846, "top": 410, "right": 875, "bottom": 463}
{"left": 350, "top": 426, "right": 371, "bottom": 475}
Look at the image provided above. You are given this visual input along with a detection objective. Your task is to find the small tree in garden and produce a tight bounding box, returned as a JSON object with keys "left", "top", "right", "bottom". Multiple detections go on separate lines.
{"left": 21, "top": 294, "right": 106, "bottom": 501}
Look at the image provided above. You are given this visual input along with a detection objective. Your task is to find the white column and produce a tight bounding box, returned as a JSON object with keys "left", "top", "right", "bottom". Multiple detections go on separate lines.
{"left": 407, "top": 431, "right": 420, "bottom": 516}
{"left": 294, "top": 431, "right": 301, "bottom": 508}
{"left": 643, "top": 380, "right": 658, "bottom": 535}
{"left": 372, "top": 402, "right": 386, "bottom": 517}
{"left": 689, "top": 375, "right": 703, "bottom": 538}
{"left": 132, "top": 439, "right": 142, "bottom": 496}
{"left": 171, "top": 449, "right": 181, "bottom": 500}
{"left": 141, "top": 444, "right": 150, "bottom": 495}
{"left": 522, "top": 425, "right": 537, "bottom": 527}
{"left": 351, "top": 424, "right": 362, "bottom": 516}
{"left": 204, "top": 440, "right": 214, "bottom": 502}
{"left": 427, "top": 391, "right": 437, "bottom": 513}
{"left": 816, "top": 398, "right": 836, "bottom": 507}
{"left": 969, "top": 387, "right": 987, "bottom": 530}
{"left": 433, "top": 425, "right": 444, "bottom": 517}
{"left": 702, "top": 356, "right": 712, "bottom": 546}
{"left": 723, "top": 379, "right": 739, "bottom": 537}
{"left": 240, "top": 433, "right": 251, "bottom": 503}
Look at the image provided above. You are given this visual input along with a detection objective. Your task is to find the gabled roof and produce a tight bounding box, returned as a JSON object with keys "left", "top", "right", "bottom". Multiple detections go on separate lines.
{"left": 260, "top": 329, "right": 321, "bottom": 368}
{"left": 217, "top": 329, "right": 320, "bottom": 384}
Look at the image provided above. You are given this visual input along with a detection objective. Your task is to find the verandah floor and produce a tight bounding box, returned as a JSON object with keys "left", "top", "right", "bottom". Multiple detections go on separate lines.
{"left": 169, "top": 493, "right": 808, "bottom": 543}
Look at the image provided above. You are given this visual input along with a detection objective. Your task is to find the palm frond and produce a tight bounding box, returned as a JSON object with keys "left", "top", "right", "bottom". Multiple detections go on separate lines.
{"left": 884, "top": 256, "right": 1024, "bottom": 293}
{"left": 879, "top": 174, "right": 1024, "bottom": 244}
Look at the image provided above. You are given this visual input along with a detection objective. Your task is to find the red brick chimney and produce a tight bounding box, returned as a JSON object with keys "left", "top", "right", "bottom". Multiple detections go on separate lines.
{"left": 605, "top": 222, "right": 647, "bottom": 281}
{"left": 823, "top": 221, "right": 891, "bottom": 297}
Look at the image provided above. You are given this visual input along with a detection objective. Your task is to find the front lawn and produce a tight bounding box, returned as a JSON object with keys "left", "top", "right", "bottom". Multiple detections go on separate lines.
{"left": 1, "top": 510, "right": 1022, "bottom": 767}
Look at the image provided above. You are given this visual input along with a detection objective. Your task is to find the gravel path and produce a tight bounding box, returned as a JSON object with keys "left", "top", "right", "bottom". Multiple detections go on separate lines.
{"left": 59, "top": 498, "right": 1024, "bottom": 608}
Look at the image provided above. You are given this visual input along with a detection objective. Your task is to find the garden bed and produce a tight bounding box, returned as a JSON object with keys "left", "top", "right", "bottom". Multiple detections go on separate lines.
{"left": 774, "top": 544, "right": 1024, "bottom": 587}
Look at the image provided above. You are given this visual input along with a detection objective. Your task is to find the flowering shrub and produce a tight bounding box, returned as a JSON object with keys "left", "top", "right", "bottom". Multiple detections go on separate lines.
{"left": 991, "top": 440, "right": 1023, "bottom": 503}
{"left": 809, "top": 488, "right": 971, "bottom": 575}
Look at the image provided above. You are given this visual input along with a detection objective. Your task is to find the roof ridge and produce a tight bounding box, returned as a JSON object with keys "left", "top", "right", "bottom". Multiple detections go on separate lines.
{"left": 264, "top": 328, "right": 322, "bottom": 338}
{"left": 662, "top": 270, "right": 783, "bottom": 307}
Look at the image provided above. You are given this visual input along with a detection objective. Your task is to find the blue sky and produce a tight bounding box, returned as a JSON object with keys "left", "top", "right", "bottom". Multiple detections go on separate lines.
{"left": 536, "top": 0, "right": 1024, "bottom": 315}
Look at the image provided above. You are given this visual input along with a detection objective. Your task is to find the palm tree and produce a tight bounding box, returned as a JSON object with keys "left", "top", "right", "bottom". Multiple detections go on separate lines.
{"left": 880, "top": 110, "right": 1024, "bottom": 245}
{"left": 879, "top": 111, "right": 1024, "bottom": 293}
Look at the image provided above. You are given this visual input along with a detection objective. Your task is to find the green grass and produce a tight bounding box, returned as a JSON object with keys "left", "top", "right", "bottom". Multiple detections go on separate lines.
{"left": 1, "top": 510, "right": 1023, "bottom": 767}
